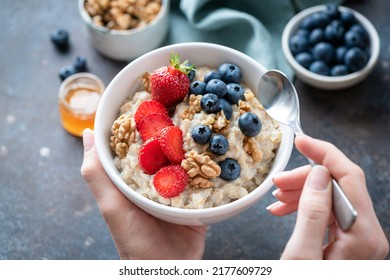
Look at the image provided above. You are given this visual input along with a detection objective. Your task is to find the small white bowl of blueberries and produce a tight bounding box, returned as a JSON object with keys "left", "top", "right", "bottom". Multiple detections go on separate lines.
{"left": 282, "top": 4, "right": 380, "bottom": 90}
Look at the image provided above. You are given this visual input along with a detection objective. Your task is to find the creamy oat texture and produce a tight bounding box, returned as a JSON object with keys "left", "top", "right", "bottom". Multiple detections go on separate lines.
{"left": 113, "top": 67, "right": 282, "bottom": 209}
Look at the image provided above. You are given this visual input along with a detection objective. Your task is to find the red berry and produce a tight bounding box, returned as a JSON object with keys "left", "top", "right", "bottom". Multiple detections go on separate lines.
{"left": 159, "top": 126, "right": 185, "bottom": 164}
{"left": 134, "top": 100, "right": 168, "bottom": 130}
{"left": 138, "top": 137, "right": 169, "bottom": 175}
{"left": 138, "top": 113, "right": 174, "bottom": 141}
{"left": 149, "top": 54, "right": 192, "bottom": 108}
{"left": 153, "top": 165, "right": 188, "bottom": 198}
{"left": 150, "top": 66, "right": 190, "bottom": 108}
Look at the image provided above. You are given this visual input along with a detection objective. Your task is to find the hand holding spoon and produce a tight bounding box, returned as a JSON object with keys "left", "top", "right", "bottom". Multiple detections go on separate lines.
{"left": 258, "top": 70, "right": 357, "bottom": 231}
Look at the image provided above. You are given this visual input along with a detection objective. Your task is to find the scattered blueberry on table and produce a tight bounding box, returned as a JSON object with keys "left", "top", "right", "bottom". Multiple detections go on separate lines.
{"left": 289, "top": 4, "right": 370, "bottom": 76}
{"left": 50, "top": 29, "right": 70, "bottom": 52}
{"left": 51, "top": 29, "right": 90, "bottom": 81}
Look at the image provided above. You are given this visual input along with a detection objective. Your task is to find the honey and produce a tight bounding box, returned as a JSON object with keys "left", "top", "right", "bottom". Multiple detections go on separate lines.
{"left": 58, "top": 73, "right": 105, "bottom": 137}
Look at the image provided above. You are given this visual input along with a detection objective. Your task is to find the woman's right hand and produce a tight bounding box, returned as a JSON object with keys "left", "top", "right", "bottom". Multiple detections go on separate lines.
{"left": 268, "top": 135, "right": 389, "bottom": 259}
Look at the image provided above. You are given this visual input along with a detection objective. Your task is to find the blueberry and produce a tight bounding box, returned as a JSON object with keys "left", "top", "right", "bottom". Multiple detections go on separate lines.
{"left": 330, "top": 65, "right": 349, "bottom": 76}
{"left": 349, "top": 23, "right": 369, "bottom": 43}
{"left": 312, "top": 42, "right": 335, "bottom": 64}
{"left": 219, "top": 99, "right": 233, "bottom": 120}
{"left": 59, "top": 65, "right": 77, "bottom": 81}
{"left": 209, "top": 134, "right": 229, "bottom": 155}
{"left": 218, "top": 63, "right": 242, "bottom": 83}
{"left": 340, "top": 11, "right": 357, "bottom": 27}
{"left": 219, "top": 158, "right": 241, "bottom": 181}
{"left": 201, "top": 93, "right": 220, "bottom": 114}
{"left": 335, "top": 46, "right": 348, "bottom": 64}
{"left": 186, "top": 63, "right": 196, "bottom": 82}
{"left": 300, "top": 15, "right": 317, "bottom": 31}
{"left": 309, "top": 61, "right": 330, "bottom": 76}
{"left": 289, "top": 34, "right": 309, "bottom": 55}
{"left": 238, "top": 112, "right": 262, "bottom": 137}
{"left": 204, "top": 70, "right": 221, "bottom": 83}
{"left": 74, "top": 55, "right": 88, "bottom": 72}
{"left": 344, "top": 47, "right": 368, "bottom": 72}
{"left": 191, "top": 125, "right": 212, "bottom": 145}
{"left": 325, "top": 4, "right": 340, "bottom": 19}
{"left": 295, "top": 52, "right": 313, "bottom": 69}
{"left": 309, "top": 28, "right": 324, "bottom": 46}
{"left": 50, "top": 29, "right": 69, "bottom": 51}
{"left": 205, "top": 79, "right": 227, "bottom": 98}
{"left": 324, "top": 20, "right": 345, "bottom": 44}
{"left": 344, "top": 30, "right": 365, "bottom": 48}
{"left": 315, "top": 11, "right": 332, "bottom": 27}
{"left": 295, "top": 29, "right": 309, "bottom": 38}
{"left": 311, "top": 11, "right": 332, "bottom": 28}
{"left": 189, "top": 80, "right": 206, "bottom": 95}
{"left": 225, "top": 83, "right": 245, "bottom": 104}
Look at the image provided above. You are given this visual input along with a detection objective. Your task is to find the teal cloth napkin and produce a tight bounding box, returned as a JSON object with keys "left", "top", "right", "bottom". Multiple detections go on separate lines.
{"left": 167, "top": 0, "right": 341, "bottom": 79}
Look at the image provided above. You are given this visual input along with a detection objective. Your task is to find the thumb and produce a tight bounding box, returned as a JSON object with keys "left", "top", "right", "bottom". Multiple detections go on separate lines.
{"left": 282, "top": 165, "right": 332, "bottom": 259}
{"left": 80, "top": 128, "right": 119, "bottom": 203}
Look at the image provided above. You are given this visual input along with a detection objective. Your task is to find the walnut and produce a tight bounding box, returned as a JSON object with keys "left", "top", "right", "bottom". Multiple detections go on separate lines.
{"left": 191, "top": 176, "right": 213, "bottom": 189}
{"left": 203, "top": 112, "right": 229, "bottom": 134}
{"left": 110, "top": 114, "right": 136, "bottom": 158}
{"left": 211, "top": 111, "right": 230, "bottom": 134}
{"left": 115, "top": 13, "right": 132, "bottom": 29}
{"left": 142, "top": 72, "right": 151, "bottom": 92}
{"left": 244, "top": 90, "right": 255, "bottom": 101}
{"left": 238, "top": 100, "right": 251, "bottom": 114}
{"left": 243, "top": 137, "right": 263, "bottom": 162}
{"left": 181, "top": 94, "right": 202, "bottom": 120}
{"left": 189, "top": 94, "right": 202, "bottom": 112}
{"left": 181, "top": 151, "right": 221, "bottom": 179}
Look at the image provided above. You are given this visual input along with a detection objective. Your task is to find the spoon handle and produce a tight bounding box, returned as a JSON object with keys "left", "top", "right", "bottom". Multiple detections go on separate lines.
{"left": 306, "top": 157, "right": 357, "bottom": 231}
{"left": 294, "top": 127, "right": 358, "bottom": 230}
{"left": 331, "top": 178, "right": 358, "bottom": 231}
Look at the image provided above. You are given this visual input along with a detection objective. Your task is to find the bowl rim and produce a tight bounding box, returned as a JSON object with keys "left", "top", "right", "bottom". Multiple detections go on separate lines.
{"left": 78, "top": 0, "right": 170, "bottom": 36}
{"left": 94, "top": 42, "right": 294, "bottom": 222}
{"left": 281, "top": 5, "right": 380, "bottom": 87}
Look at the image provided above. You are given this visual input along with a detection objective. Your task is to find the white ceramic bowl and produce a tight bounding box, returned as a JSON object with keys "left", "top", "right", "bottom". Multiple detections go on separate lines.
{"left": 282, "top": 5, "right": 380, "bottom": 90}
{"left": 94, "top": 42, "right": 294, "bottom": 226}
{"left": 78, "top": 0, "right": 170, "bottom": 61}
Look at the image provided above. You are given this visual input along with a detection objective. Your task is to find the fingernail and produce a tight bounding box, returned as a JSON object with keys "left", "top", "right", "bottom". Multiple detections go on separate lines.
{"left": 266, "top": 201, "right": 282, "bottom": 211}
{"left": 82, "top": 129, "right": 94, "bottom": 153}
{"left": 308, "top": 165, "right": 331, "bottom": 190}
{"left": 272, "top": 189, "right": 279, "bottom": 197}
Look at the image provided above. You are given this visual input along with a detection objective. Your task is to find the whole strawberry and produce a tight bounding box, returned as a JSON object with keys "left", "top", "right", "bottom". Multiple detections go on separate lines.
{"left": 149, "top": 53, "right": 193, "bottom": 108}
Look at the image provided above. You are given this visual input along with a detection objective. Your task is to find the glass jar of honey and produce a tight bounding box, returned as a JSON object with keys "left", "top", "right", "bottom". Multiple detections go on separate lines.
{"left": 58, "top": 73, "right": 105, "bottom": 137}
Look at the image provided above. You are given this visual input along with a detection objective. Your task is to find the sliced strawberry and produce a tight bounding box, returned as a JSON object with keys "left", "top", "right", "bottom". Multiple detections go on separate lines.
{"left": 134, "top": 100, "right": 168, "bottom": 130}
{"left": 138, "top": 113, "right": 174, "bottom": 141}
{"left": 159, "top": 126, "right": 185, "bottom": 164}
{"left": 153, "top": 165, "right": 188, "bottom": 198}
{"left": 138, "top": 137, "right": 169, "bottom": 175}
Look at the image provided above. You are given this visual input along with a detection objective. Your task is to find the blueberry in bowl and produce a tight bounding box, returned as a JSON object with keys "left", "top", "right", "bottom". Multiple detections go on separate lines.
{"left": 282, "top": 4, "right": 380, "bottom": 90}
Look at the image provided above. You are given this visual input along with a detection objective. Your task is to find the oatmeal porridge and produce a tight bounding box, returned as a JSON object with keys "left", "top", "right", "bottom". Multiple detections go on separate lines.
{"left": 110, "top": 60, "right": 282, "bottom": 209}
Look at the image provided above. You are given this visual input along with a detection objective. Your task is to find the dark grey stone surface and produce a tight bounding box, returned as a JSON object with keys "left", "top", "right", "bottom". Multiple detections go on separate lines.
{"left": 0, "top": 0, "right": 389, "bottom": 260}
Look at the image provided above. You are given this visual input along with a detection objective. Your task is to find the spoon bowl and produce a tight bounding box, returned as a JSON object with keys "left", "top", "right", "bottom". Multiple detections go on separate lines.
{"left": 258, "top": 70, "right": 303, "bottom": 135}
{"left": 258, "top": 70, "right": 358, "bottom": 231}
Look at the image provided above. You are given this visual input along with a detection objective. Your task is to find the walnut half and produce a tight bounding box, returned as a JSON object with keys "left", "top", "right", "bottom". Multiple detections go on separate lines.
{"left": 110, "top": 114, "right": 136, "bottom": 158}
{"left": 181, "top": 94, "right": 202, "bottom": 120}
{"left": 182, "top": 151, "right": 221, "bottom": 179}
{"left": 181, "top": 151, "right": 221, "bottom": 188}
{"left": 243, "top": 137, "right": 263, "bottom": 162}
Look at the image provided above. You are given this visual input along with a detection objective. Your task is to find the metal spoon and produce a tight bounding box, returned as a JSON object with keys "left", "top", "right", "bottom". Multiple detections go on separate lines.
{"left": 258, "top": 69, "right": 357, "bottom": 231}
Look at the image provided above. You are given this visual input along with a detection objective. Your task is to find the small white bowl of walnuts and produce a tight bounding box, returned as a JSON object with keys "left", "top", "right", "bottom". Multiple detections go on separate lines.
{"left": 79, "top": 0, "right": 170, "bottom": 60}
